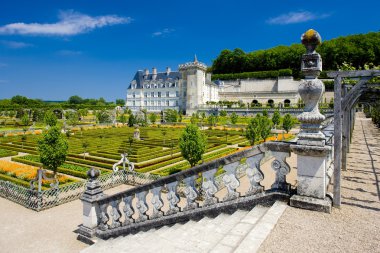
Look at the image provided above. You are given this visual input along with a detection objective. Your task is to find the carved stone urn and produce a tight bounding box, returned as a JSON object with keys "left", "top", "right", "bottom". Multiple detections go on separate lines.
{"left": 297, "top": 29, "right": 326, "bottom": 146}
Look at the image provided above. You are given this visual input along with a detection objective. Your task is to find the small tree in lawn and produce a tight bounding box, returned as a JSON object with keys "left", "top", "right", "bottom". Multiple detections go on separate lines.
{"left": 259, "top": 115, "right": 272, "bottom": 142}
{"left": 149, "top": 113, "right": 157, "bottom": 124}
{"left": 161, "top": 129, "right": 167, "bottom": 145}
{"left": 272, "top": 110, "right": 281, "bottom": 129}
{"left": 82, "top": 140, "right": 89, "bottom": 160}
{"left": 44, "top": 111, "right": 57, "bottom": 127}
{"left": 128, "top": 113, "right": 136, "bottom": 127}
{"left": 230, "top": 112, "right": 238, "bottom": 125}
{"left": 262, "top": 110, "right": 268, "bottom": 118}
{"left": 38, "top": 126, "right": 68, "bottom": 176}
{"left": 179, "top": 124, "right": 207, "bottom": 167}
{"left": 282, "top": 114, "right": 294, "bottom": 139}
{"left": 245, "top": 117, "right": 260, "bottom": 146}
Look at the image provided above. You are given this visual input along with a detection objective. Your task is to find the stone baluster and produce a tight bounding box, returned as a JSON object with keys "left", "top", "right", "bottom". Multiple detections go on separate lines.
{"left": 135, "top": 191, "right": 148, "bottom": 222}
{"left": 270, "top": 152, "right": 291, "bottom": 191}
{"left": 245, "top": 154, "right": 265, "bottom": 195}
{"left": 98, "top": 203, "right": 110, "bottom": 231}
{"left": 166, "top": 181, "right": 180, "bottom": 215}
{"left": 78, "top": 167, "right": 104, "bottom": 243}
{"left": 183, "top": 175, "right": 199, "bottom": 211}
{"left": 110, "top": 199, "right": 122, "bottom": 229}
{"left": 222, "top": 161, "right": 240, "bottom": 201}
{"left": 202, "top": 168, "right": 218, "bottom": 206}
{"left": 122, "top": 196, "right": 134, "bottom": 226}
{"left": 150, "top": 186, "right": 164, "bottom": 219}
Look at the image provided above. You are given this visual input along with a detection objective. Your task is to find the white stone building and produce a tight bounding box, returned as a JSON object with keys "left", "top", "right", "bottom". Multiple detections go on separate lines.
{"left": 126, "top": 57, "right": 300, "bottom": 114}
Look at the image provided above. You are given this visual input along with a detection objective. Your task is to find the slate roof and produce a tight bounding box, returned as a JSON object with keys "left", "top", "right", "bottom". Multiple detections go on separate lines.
{"left": 128, "top": 70, "right": 181, "bottom": 89}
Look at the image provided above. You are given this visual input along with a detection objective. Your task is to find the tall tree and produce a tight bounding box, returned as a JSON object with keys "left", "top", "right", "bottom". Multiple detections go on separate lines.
{"left": 259, "top": 115, "right": 272, "bottom": 142}
{"left": 38, "top": 126, "right": 68, "bottom": 176}
{"left": 245, "top": 117, "right": 260, "bottom": 146}
{"left": 179, "top": 124, "right": 207, "bottom": 167}
{"left": 230, "top": 112, "right": 238, "bottom": 124}
{"left": 283, "top": 114, "right": 294, "bottom": 134}
{"left": 272, "top": 110, "right": 281, "bottom": 129}
{"left": 44, "top": 111, "right": 57, "bottom": 127}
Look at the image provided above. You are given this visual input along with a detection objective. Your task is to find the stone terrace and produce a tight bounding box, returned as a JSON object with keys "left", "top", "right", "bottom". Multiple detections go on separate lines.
{"left": 0, "top": 113, "right": 378, "bottom": 252}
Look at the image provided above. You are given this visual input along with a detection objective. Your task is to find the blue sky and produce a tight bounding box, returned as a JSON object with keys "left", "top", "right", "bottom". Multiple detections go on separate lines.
{"left": 1, "top": 0, "right": 379, "bottom": 101}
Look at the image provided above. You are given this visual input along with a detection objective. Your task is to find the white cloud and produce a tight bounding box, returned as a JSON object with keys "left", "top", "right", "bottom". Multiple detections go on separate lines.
{"left": 57, "top": 50, "right": 83, "bottom": 56}
{"left": 152, "top": 28, "right": 175, "bottom": 37}
{"left": 1, "top": 40, "right": 33, "bottom": 49}
{"left": 267, "top": 11, "right": 331, "bottom": 25}
{"left": 0, "top": 10, "right": 132, "bottom": 36}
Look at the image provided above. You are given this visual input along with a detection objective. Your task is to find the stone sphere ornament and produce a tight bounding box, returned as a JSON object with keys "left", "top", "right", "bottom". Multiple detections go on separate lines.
{"left": 87, "top": 167, "right": 100, "bottom": 181}
{"left": 301, "top": 29, "right": 322, "bottom": 54}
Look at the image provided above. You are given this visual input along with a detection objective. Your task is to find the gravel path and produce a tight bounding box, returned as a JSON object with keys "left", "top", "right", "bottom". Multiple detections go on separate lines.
{"left": 259, "top": 113, "right": 380, "bottom": 253}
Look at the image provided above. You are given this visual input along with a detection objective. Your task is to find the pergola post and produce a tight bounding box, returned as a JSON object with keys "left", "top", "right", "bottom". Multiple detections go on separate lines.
{"left": 333, "top": 75, "right": 342, "bottom": 207}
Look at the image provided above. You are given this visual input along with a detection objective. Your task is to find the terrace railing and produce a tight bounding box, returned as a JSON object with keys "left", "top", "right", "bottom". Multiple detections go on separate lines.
{"left": 0, "top": 170, "right": 160, "bottom": 211}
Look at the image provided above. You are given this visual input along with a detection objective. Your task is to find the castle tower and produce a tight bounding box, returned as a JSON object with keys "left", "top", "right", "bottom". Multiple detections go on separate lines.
{"left": 179, "top": 55, "right": 207, "bottom": 115}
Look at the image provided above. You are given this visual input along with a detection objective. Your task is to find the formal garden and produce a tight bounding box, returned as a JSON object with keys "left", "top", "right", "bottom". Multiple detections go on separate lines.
{"left": 0, "top": 108, "right": 295, "bottom": 193}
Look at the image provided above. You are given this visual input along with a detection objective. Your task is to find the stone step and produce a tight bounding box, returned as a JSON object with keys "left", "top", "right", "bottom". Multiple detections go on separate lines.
{"left": 80, "top": 202, "right": 286, "bottom": 253}
{"left": 233, "top": 201, "right": 288, "bottom": 253}
{"left": 209, "top": 205, "right": 269, "bottom": 253}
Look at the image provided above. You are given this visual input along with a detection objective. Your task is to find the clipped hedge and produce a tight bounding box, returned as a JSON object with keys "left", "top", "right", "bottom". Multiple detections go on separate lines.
{"left": 211, "top": 69, "right": 292, "bottom": 81}
{"left": 0, "top": 149, "right": 18, "bottom": 158}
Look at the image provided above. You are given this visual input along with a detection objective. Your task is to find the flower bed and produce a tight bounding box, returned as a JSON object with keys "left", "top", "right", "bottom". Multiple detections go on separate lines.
{"left": 0, "top": 160, "right": 75, "bottom": 188}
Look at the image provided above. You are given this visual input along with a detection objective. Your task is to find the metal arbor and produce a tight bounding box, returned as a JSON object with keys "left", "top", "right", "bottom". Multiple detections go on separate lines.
{"left": 327, "top": 70, "right": 380, "bottom": 207}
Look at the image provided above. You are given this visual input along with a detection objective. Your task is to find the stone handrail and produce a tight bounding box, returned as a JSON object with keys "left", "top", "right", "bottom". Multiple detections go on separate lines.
{"left": 78, "top": 141, "right": 293, "bottom": 241}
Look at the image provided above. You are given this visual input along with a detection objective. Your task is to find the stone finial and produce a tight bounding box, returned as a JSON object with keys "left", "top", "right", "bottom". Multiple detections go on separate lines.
{"left": 301, "top": 29, "right": 322, "bottom": 54}
{"left": 87, "top": 167, "right": 100, "bottom": 181}
{"left": 194, "top": 54, "right": 198, "bottom": 63}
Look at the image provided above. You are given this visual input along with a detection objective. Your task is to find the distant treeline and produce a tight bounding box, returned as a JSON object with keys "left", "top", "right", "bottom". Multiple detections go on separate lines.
{"left": 0, "top": 95, "right": 125, "bottom": 110}
{"left": 210, "top": 32, "right": 380, "bottom": 78}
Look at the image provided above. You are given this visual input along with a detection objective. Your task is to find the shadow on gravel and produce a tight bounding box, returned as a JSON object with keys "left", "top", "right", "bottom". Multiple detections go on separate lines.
{"left": 341, "top": 201, "right": 380, "bottom": 212}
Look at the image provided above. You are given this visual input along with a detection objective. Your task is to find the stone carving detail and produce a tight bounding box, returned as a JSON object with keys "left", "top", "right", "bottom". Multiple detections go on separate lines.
{"left": 112, "top": 153, "right": 134, "bottom": 172}
{"left": 183, "top": 176, "right": 199, "bottom": 211}
{"left": 166, "top": 182, "right": 180, "bottom": 215}
{"left": 150, "top": 187, "right": 164, "bottom": 219}
{"left": 135, "top": 191, "right": 148, "bottom": 222}
{"left": 110, "top": 200, "right": 122, "bottom": 228}
{"left": 270, "top": 152, "right": 291, "bottom": 190}
{"left": 245, "top": 154, "right": 265, "bottom": 195}
{"left": 122, "top": 196, "right": 134, "bottom": 225}
{"left": 222, "top": 162, "right": 240, "bottom": 201}
{"left": 202, "top": 169, "right": 218, "bottom": 206}
{"left": 99, "top": 203, "right": 109, "bottom": 231}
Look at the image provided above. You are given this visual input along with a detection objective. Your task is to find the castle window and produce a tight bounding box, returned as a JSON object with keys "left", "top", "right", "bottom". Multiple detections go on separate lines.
{"left": 166, "top": 91, "right": 170, "bottom": 97}
{"left": 132, "top": 92, "right": 135, "bottom": 98}
{"left": 166, "top": 101, "right": 169, "bottom": 106}
{"left": 154, "top": 84, "right": 157, "bottom": 88}
{"left": 144, "top": 92, "right": 147, "bottom": 98}
{"left": 175, "top": 100, "right": 178, "bottom": 106}
{"left": 158, "top": 101, "right": 161, "bottom": 106}
{"left": 151, "top": 101, "right": 154, "bottom": 106}
{"left": 176, "top": 91, "right": 179, "bottom": 97}
{"left": 132, "top": 101, "right": 135, "bottom": 106}
{"left": 151, "top": 92, "right": 154, "bottom": 97}
{"left": 144, "top": 101, "right": 147, "bottom": 106}
{"left": 158, "top": 92, "right": 161, "bottom": 97}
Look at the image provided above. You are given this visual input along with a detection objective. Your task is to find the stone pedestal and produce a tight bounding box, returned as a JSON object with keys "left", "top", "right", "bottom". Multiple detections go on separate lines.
{"left": 77, "top": 168, "right": 104, "bottom": 244}
{"left": 289, "top": 29, "right": 333, "bottom": 213}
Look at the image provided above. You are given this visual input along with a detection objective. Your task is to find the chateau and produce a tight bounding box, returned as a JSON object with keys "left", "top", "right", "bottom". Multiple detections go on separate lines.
{"left": 126, "top": 56, "right": 300, "bottom": 114}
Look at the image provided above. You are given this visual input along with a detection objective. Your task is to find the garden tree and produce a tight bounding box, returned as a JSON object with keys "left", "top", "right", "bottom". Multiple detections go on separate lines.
{"left": 66, "top": 111, "right": 80, "bottom": 127}
{"left": 262, "top": 110, "right": 268, "bottom": 117}
{"left": 21, "top": 134, "right": 27, "bottom": 150}
{"left": 128, "top": 113, "right": 136, "bottom": 127}
{"left": 164, "top": 109, "right": 178, "bottom": 123}
{"left": 115, "top": 99, "right": 125, "bottom": 106}
{"left": 119, "top": 113, "right": 127, "bottom": 124}
{"left": 96, "top": 109, "right": 111, "bottom": 124}
{"left": 282, "top": 113, "right": 294, "bottom": 134}
{"left": 259, "top": 115, "right": 272, "bottom": 142}
{"left": 8, "top": 110, "right": 15, "bottom": 118}
{"left": 219, "top": 110, "right": 227, "bottom": 117}
{"left": 190, "top": 113, "right": 199, "bottom": 124}
{"left": 230, "top": 112, "right": 238, "bottom": 124}
{"left": 245, "top": 117, "right": 260, "bottom": 146}
{"left": 32, "top": 109, "right": 45, "bottom": 123}
{"left": 207, "top": 115, "right": 217, "bottom": 126}
{"left": 68, "top": 95, "right": 84, "bottom": 104}
{"left": 179, "top": 124, "right": 207, "bottom": 167}
{"left": 21, "top": 114, "right": 29, "bottom": 126}
{"left": 44, "top": 111, "right": 57, "bottom": 127}
{"left": 78, "top": 109, "right": 88, "bottom": 117}
{"left": 329, "top": 98, "right": 334, "bottom": 109}
{"left": 272, "top": 110, "right": 281, "bottom": 129}
{"left": 38, "top": 126, "right": 68, "bottom": 176}
{"left": 178, "top": 113, "right": 183, "bottom": 123}
{"left": 161, "top": 129, "right": 167, "bottom": 145}
{"left": 148, "top": 113, "right": 157, "bottom": 124}
{"left": 82, "top": 140, "right": 89, "bottom": 160}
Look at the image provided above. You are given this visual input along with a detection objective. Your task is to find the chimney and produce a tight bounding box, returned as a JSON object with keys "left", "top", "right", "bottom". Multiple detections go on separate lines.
{"left": 166, "top": 67, "right": 171, "bottom": 75}
{"left": 144, "top": 69, "right": 149, "bottom": 79}
{"left": 152, "top": 67, "right": 157, "bottom": 80}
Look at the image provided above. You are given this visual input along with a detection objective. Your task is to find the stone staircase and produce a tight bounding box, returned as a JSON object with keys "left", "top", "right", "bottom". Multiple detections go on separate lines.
{"left": 81, "top": 201, "right": 287, "bottom": 253}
